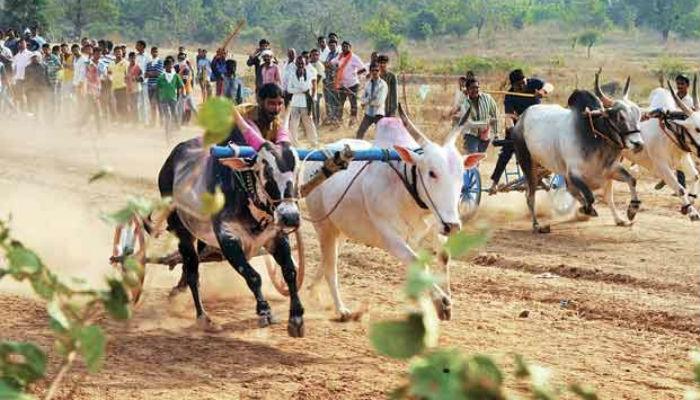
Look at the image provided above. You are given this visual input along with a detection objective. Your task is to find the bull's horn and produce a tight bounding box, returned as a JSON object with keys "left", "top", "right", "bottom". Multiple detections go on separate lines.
{"left": 667, "top": 79, "right": 693, "bottom": 116}
{"left": 398, "top": 103, "right": 428, "bottom": 145}
{"left": 443, "top": 125, "right": 461, "bottom": 147}
{"left": 693, "top": 73, "right": 699, "bottom": 111}
{"left": 594, "top": 67, "right": 614, "bottom": 107}
{"left": 622, "top": 76, "right": 631, "bottom": 100}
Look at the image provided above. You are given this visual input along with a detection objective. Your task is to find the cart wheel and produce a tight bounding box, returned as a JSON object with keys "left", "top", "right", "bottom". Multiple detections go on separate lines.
{"left": 459, "top": 169, "right": 482, "bottom": 222}
{"left": 264, "top": 229, "right": 305, "bottom": 297}
{"left": 548, "top": 174, "right": 576, "bottom": 216}
{"left": 111, "top": 216, "right": 147, "bottom": 304}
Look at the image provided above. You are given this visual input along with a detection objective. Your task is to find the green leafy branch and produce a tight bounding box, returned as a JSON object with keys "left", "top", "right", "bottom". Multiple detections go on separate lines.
{"left": 0, "top": 198, "right": 161, "bottom": 400}
{"left": 368, "top": 230, "right": 600, "bottom": 400}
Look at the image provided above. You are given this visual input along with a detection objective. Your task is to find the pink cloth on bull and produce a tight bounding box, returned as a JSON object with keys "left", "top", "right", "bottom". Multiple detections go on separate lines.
{"left": 373, "top": 117, "right": 419, "bottom": 149}
{"left": 239, "top": 117, "right": 291, "bottom": 151}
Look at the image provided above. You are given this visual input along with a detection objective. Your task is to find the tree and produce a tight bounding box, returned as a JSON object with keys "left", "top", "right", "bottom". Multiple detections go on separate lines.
{"left": 1, "top": 0, "right": 51, "bottom": 31}
{"left": 577, "top": 30, "right": 601, "bottom": 58}
{"left": 626, "top": 0, "right": 700, "bottom": 42}
{"left": 58, "top": 0, "right": 119, "bottom": 39}
{"left": 408, "top": 10, "right": 440, "bottom": 40}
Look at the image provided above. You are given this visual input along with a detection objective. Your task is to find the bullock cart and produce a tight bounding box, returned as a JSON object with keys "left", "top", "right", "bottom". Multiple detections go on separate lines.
{"left": 460, "top": 138, "right": 575, "bottom": 218}
{"left": 110, "top": 145, "right": 485, "bottom": 303}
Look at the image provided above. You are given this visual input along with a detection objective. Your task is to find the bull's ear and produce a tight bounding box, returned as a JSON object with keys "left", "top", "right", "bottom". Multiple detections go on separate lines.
{"left": 464, "top": 153, "right": 486, "bottom": 170}
{"left": 219, "top": 157, "right": 251, "bottom": 170}
{"left": 394, "top": 145, "right": 417, "bottom": 164}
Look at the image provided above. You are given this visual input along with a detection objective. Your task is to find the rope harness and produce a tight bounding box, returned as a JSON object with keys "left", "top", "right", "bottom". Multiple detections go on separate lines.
{"left": 584, "top": 110, "right": 636, "bottom": 148}
{"left": 656, "top": 112, "right": 700, "bottom": 156}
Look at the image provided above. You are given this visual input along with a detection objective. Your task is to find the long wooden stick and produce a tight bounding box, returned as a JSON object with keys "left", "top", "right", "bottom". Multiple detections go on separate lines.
{"left": 221, "top": 19, "right": 246, "bottom": 51}
{"left": 484, "top": 90, "right": 537, "bottom": 98}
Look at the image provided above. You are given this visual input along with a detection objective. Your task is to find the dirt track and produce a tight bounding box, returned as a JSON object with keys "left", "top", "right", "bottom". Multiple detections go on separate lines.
{"left": 1, "top": 119, "right": 699, "bottom": 399}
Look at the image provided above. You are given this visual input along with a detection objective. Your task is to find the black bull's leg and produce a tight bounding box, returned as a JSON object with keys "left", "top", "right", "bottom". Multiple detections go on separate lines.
{"left": 213, "top": 219, "right": 276, "bottom": 328}
{"left": 266, "top": 235, "right": 305, "bottom": 338}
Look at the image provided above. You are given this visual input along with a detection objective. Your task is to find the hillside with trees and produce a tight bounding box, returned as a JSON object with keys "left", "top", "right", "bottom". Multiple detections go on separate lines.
{"left": 2, "top": 0, "right": 700, "bottom": 48}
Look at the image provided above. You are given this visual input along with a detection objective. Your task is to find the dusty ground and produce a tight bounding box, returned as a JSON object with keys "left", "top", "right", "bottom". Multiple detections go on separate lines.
{"left": 1, "top": 114, "right": 699, "bottom": 400}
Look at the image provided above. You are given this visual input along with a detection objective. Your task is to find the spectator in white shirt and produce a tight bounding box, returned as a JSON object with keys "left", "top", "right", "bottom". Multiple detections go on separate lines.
{"left": 11, "top": 39, "right": 34, "bottom": 109}
{"left": 287, "top": 55, "right": 318, "bottom": 146}
{"left": 356, "top": 63, "right": 388, "bottom": 139}
{"left": 281, "top": 48, "right": 297, "bottom": 107}
{"left": 317, "top": 36, "right": 329, "bottom": 62}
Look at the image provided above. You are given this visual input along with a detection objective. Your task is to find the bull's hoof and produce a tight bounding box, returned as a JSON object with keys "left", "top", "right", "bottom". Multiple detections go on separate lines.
{"left": 338, "top": 308, "right": 353, "bottom": 322}
{"left": 434, "top": 297, "right": 453, "bottom": 321}
{"left": 287, "top": 316, "right": 305, "bottom": 338}
{"left": 616, "top": 220, "right": 633, "bottom": 227}
{"left": 196, "top": 315, "right": 222, "bottom": 333}
{"left": 533, "top": 224, "right": 551, "bottom": 234}
{"left": 690, "top": 212, "right": 700, "bottom": 222}
{"left": 258, "top": 311, "right": 277, "bottom": 328}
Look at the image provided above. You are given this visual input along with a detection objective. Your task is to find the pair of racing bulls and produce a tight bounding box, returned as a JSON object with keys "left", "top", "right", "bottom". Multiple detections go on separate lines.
{"left": 157, "top": 73, "right": 700, "bottom": 337}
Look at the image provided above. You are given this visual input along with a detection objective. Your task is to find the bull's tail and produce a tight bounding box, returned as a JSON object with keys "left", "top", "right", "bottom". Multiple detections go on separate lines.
{"left": 511, "top": 113, "right": 532, "bottom": 179}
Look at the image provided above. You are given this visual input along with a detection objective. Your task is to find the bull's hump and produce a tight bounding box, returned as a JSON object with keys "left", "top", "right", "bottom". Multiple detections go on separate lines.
{"left": 374, "top": 117, "right": 419, "bottom": 149}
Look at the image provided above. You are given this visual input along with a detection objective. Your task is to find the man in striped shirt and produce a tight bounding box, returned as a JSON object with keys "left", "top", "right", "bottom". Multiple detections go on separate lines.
{"left": 459, "top": 77, "right": 498, "bottom": 154}
{"left": 145, "top": 46, "right": 163, "bottom": 126}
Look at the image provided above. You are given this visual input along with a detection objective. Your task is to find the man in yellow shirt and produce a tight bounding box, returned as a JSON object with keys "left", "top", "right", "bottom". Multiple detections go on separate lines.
{"left": 108, "top": 47, "right": 128, "bottom": 122}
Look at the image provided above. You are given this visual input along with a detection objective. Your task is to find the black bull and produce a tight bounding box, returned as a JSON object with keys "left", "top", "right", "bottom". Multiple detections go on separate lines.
{"left": 158, "top": 137, "right": 305, "bottom": 337}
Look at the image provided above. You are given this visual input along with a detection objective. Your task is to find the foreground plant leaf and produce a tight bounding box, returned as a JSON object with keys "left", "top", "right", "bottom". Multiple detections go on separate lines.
{"left": 6, "top": 246, "right": 42, "bottom": 276}
{"left": 101, "top": 279, "right": 131, "bottom": 320}
{"left": 75, "top": 325, "right": 106, "bottom": 373}
{"left": 444, "top": 230, "right": 488, "bottom": 258}
{"left": 200, "top": 186, "right": 225, "bottom": 217}
{"left": 370, "top": 314, "right": 425, "bottom": 360}
{"left": 0, "top": 380, "right": 35, "bottom": 400}
{"left": 199, "top": 97, "right": 235, "bottom": 146}
{"left": 409, "top": 349, "right": 468, "bottom": 400}
{"left": 0, "top": 342, "right": 47, "bottom": 388}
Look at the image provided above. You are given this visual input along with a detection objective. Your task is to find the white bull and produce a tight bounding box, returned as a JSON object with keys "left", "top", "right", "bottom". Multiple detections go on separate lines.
{"left": 304, "top": 106, "right": 483, "bottom": 321}
{"left": 618, "top": 78, "right": 700, "bottom": 221}
{"left": 512, "top": 71, "right": 645, "bottom": 233}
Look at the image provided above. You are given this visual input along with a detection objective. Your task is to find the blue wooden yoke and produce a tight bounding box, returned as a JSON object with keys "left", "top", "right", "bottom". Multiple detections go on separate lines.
{"left": 210, "top": 145, "right": 403, "bottom": 162}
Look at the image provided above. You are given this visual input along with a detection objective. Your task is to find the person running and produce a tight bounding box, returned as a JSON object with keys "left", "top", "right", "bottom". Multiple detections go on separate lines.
{"left": 108, "top": 47, "right": 128, "bottom": 123}
{"left": 156, "top": 58, "right": 184, "bottom": 134}
{"left": 356, "top": 62, "right": 388, "bottom": 139}
{"left": 145, "top": 46, "right": 164, "bottom": 126}
{"left": 377, "top": 54, "right": 397, "bottom": 117}
{"left": 287, "top": 55, "right": 318, "bottom": 146}
{"left": 330, "top": 41, "right": 365, "bottom": 127}
{"left": 175, "top": 52, "right": 197, "bottom": 123}
{"left": 196, "top": 48, "right": 212, "bottom": 101}
{"left": 125, "top": 51, "right": 143, "bottom": 124}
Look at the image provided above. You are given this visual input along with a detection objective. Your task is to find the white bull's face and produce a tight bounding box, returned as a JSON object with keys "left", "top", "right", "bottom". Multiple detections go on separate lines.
{"left": 394, "top": 143, "right": 484, "bottom": 236}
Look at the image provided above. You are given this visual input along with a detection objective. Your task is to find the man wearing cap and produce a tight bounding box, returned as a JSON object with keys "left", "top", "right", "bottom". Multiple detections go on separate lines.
{"left": 260, "top": 50, "right": 281, "bottom": 87}
{"left": 330, "top": 40, "right": 366, "bottom": 127}
{"left": 489, "top": 69, "right": 549, "bottom": 194}
{"left": 247, "top": 38, "right": 271, "bottom": 93}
